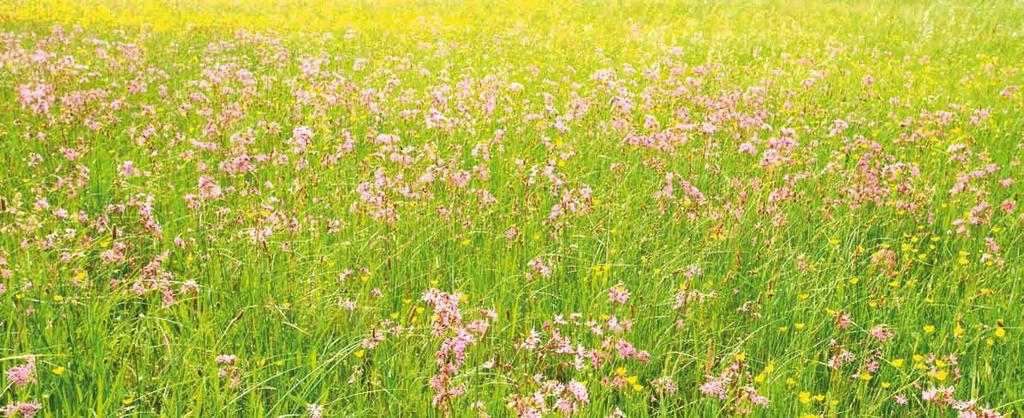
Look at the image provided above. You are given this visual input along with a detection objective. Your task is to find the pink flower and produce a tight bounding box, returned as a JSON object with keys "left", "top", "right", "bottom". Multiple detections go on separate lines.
{"left": 743, "top": 385, "right": 770, "bottom": 407}
{"left": 307, "top": 404, "right": 323, "bottom": 418}
{"left": 215, "top": 354, "right": 237, "bottom": 365}
{"left": 699, "top": 375, "right": 729, "bottom": 399}
{"left": 119, "top": 161, "right": 141, "bottom": 177}
{"left": 16, "top": 83, "right": 55, "bottom": 115}
{"left": 422, "top": 289, "right": 463, "bottom": 336}
{"left": 289, "top": 126, "right": 314, "bottom": 153}
{"left": 0, "top": 402, "right": 42, "bottom": 417}
{"left": 834, "top": 311, "right": 852, "bottom": 329}
{"left": 5, "top": 356, "right": 36, "bottom": 388}
{"left": 922, "top": 386, "right": 956, "bottom": 406}
{"left": 567, "top": 380, "right": 589, "bottom": 404}
{"left": 651, "top": 376, "right": 677, "bottom": 394}
{"left": 1001, "top": 199, "right": 1016, "bottom": 214}
{"left": 607, "top": 283, "right": 629, "bottom": 304}
{"left": 870, "top": 325, "right": 894, "bottom": 343}
{"left": 527, "top": 257, "right": 551, "bottom": 278}
{"left": 180, "top": 280, "right": 199, "bottom": 295}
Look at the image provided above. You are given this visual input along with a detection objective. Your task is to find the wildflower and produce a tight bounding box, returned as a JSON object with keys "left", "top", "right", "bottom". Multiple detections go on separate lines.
{"left": 215, "top": 354, "right": 237, "bottom": 365}
{"left": 651, "top": 376, "right": 677, "bottom": 394}
{"left": 870, "top": 325, "right": 894, "bottom": 343}
{"left": 834, "top": 311, "right": 852, "bottom": 329}
{"left": 289, "top": 126, "right": 314, "bottom": 153}
{"left": 607, "top": 283, "right": 629, "bottom": 304}
{"left": 699, "top": 375, "right": 730, "bottom": 400}
{"left": 6, "top": 357, "right": 36, "bottom": 388}
{"left": 527, "top": 257, "right": 552, "bottom": 279}
{"left": 16, "top": 83, "right": 55, "bottom": 115}
{"left": 567, "top": 380, "right": 589, "bottom": 404}
{"left": 922, "top": 386, "right": 956, "bottom": 406}
{"left": 0, "top": 402, "right": 43, "bottom": 418}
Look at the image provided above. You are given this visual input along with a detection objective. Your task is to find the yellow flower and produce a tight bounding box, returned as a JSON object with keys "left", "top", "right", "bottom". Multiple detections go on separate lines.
{"left": 891, "top": 359, "right": 904, "bottom": 367}
{"left": 994, "top": 327, "right": 1006, "bottom": 339}
{"left": 859, "top": 373, "right": 872, "bottom": 381}
{"left": 923, "top": 325, "right": 935, "bottom": 334}
{"left": 354, "top": 350, "right": 365, "bottom": 358}
{"left": 794, "top": 323, "right": 806, "bottom": 330}
{"left": 799, "top": 391, "right": 812, "bottom": 404}
{"left": 53, "top": 366, "right": 65, "bottom": 376}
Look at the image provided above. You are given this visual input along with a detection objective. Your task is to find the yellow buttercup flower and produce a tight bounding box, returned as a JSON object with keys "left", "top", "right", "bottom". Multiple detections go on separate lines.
{"left": 799, "top": 391, "right": 812, "bottom": 404}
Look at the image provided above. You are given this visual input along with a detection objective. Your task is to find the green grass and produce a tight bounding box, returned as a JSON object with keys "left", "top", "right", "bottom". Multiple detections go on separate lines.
{"left": 0, "top": 0, "right": 1022, "bottom": 416}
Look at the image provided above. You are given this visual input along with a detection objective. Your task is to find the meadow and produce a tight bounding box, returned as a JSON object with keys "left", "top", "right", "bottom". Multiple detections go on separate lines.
{"left": 1, "top": 0, "right": 1023, "bottom": 416}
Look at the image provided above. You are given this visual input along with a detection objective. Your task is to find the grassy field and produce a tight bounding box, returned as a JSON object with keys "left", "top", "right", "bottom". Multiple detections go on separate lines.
{"left": 1, "top": 0, "right": 1023, "bottom": 416}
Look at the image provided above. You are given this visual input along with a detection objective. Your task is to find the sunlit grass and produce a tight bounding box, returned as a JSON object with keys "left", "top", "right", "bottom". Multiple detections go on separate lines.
{"left": 0, "top": 1, "right": 1022, "bottom": 417}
